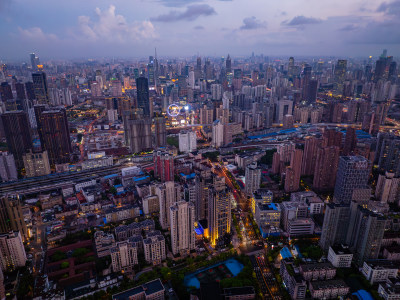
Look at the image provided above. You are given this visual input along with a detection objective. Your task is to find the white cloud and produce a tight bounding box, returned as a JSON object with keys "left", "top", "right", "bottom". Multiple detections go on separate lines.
{"left": 18, "top": 27, "right": 58, "bottom": 40}
{"left": 76, "top": 5, "right": 157, "bottom": 42}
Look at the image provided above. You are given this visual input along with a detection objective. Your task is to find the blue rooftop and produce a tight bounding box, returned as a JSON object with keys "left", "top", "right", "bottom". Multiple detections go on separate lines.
{"left": 280, "top": 247, "right": 293, "bottom": 259}
{"left": 104, "top": 174, "right": 118, "bottom": 179}
{"left": 352, "top": 290, "right": 373, "bottom": 300}
{"left": 133, "top": 176, "right": 149, "bottom": 182}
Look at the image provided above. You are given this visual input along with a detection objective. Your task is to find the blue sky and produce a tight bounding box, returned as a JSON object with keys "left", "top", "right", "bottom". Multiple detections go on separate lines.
{"left": 0, "top": 0, "right": 399, "bottom": 60}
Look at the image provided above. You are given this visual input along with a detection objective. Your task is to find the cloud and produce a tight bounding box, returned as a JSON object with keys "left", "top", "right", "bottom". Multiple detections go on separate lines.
{"left": 377, "top": 0, "right": 400, "bottom": 15}
{"left": 282, "top": 16, "right": 322, "bottom": 26}
{"left": 18, "top": 27, "right": 58, "bottom": 41}
{"left": 158, "top": 0, "right": 230, "bottom": 6}
{"left": 151, "top": 4, "right": 216, "bottom": 22}
{"left": 76, "top": 5, "right": 156, "bottom": 42}
{"left": 193, "top": 25, "right": 205, "bottom": 30}
{"left": 239, "top": 16, "right": 266, "bottom": 30}
{"left": 339, "top": 24, "right": 358, "bottom": 31}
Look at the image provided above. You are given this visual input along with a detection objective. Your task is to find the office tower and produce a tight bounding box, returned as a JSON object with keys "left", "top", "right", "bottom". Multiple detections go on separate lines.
{"left": 189, "top": 71, "right": 195, "bottom": 89}
{"left": 375, "top": 172, "right": 400, "bottom": 203}
{"left": 313, "top": 146, "right": 340, "bottom": 191}
{"left": 0, "top": 153, "right": 17, "bottom": 182}
{"left": 284, "top": 149, "right": 303, "bottom": 193}
{"left": 374, "top": 58, "right": 386, "bottom": 82}
{"left": 275, "top": 99, "right": 293, "bottom": 123}
{"left": 346, "top": 203, "right": 386, "bottom": 265}
{"left": 1, "top": 111, "right": 32, "bottom": 169}
{"left": 91, "top": 81, "right": 102, "bottom": 97}
{"left": 208, "top": 189, "right": 231, "bottom": 246}
{"left": 0, "top": 231, "right": 27, "bottom": 271}
{"left": 110, "top": 238, "right": 139, "bottom": 273}
{"left": 29, "top": 53, "right": 39, "bottom": 70}
{"left": 23, "top": 150, "right": 51, "bottom": 177}
{"left": 322, "top": 128, "right": 343, "bottom": 148}
{"left": 319, "top": 203, "right": 350, "bottom": 251}
{"left": 15, "top": 82, "right": 25, "bottom": 100}
{"left": 156, "top": 181, "right": 181, "bottom": 229}
{"left": 334, "top": 156, "right": 371, "bottom": 204}
{"left": 245, "top": 162, "right": 262, "bottom": 196}
{"left": 25, "top": 82, "right": 35, "bottom": 101}
{"left": 388, "top": 61, "right": 397, "bottom": 82}
{"left": 125, "top": 116, "right": 152, "bottom": 153}
{"left": 282, "top": 114, "right": 294, "bottom": 129}
{"left": 226, "top": 54, "right": 232, "bottom": 73}
{"left": 301, "top": 64, "right": 312, "bottom": 99}
{"left": 334, "top": 60, "right": 347, "bottom": 84}
{"left": 111, "top": 79, "right": 122, "bottom": 97}
{"left": 153, "top": 117, "right": 166, "bottom": 148}
{"left": 211, "top": 84, "right": 222, "bottom": 100}
{"left": 179, "top": 130, "right": 197, "bottom": 153}
{"left": 143, "top": 231, "right": 166, "bottom": 265}
{"left": 342, "top": 127, "right": 357, "bottom": 156}
{"left": 148, "top": 62, "right": 155, "bottom": 86}
{"left": 170, "top": 201, "right": 195, "bottom": 255}
{"left": 37, "top": 109, "right": 71, "bottom": 165}
{"left": 32, "top": 72, "right": 50, "bottom": 104}
{"left": 153, "top": 150, "right": 174, "bottom": 182}
{"left": 377, "top": 137, "right": 400, "bottom": 176}
{"left": 0, "top": 82, "right": 13, "bottom": 101}
{"left": 136, "top": 77, "right": 150, "bottom": 117}
{"left": 301, "top": 136, "right": 321, "bottom": 176}
{"left": 0, "top": 195, "right": 28, "bottom": 241}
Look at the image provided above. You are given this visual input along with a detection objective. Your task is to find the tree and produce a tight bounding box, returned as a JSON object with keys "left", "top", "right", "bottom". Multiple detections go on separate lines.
{"left": 61, "top": 261, "right": 70, "bottom": 269}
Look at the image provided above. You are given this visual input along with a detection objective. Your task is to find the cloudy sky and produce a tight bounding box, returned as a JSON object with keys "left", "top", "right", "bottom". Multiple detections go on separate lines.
{"left": 0, "top": 0, "right": 399, "bottom": 60}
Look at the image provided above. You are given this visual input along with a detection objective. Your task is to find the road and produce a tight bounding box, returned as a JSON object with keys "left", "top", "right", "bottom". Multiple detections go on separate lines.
{"left": 250, "top": 254, "right": 281, "bottom": 300}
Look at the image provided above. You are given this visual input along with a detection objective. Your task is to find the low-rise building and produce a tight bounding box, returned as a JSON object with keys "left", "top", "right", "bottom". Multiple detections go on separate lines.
{"left": 223, "top": 286, "right": 256, "bottom": 299}
{"left": 382, "top": 245, "right": 400, "bottom": 261}
{"left": 299, "top": 262, "right": 336, "bottom": 281}
{"left": 378, "top": 278, "right": 400, "bottom": 300}
{"left": 280, "top": 259, "right": 307, "bottom": 300}
{"left": 327, "top": 244, "right": 353, "bottom": 268}
{"left": 114, "top": 219, "right": 155, "bottom": 241}
{"left": 309, "top": 279, "right": 349, "bottom": 299}
{"left": 105, "top": 204, "right": 140, "bottom": 223}
{"left": 112, "top": 278, "right": 165, "bottom": 300}
{"left": 254, "top": 203, "right": 281, "bottom": 228}
{"left": 362, "top": 260, "right": 400, "bottom": 284}
{"left": 287, "top": 218, "right": 315, "bottom": 236}
{"left": 143, "top": 195, "right": 160, "bottom": 215}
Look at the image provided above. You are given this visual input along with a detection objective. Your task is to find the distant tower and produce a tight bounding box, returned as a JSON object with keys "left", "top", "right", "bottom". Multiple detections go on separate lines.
{"left": 136, "top": 77, "right": 150, "bottom": 117}
{"left": 226, "top": 54, "right": 232, "bottom": 73}
{"left": 32, "top": 71, "right": 50, "bottom": 104}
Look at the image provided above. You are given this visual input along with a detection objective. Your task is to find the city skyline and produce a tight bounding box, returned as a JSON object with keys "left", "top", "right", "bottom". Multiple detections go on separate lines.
{"left": 0, "top": 0, "right": 400, "bottom": 60}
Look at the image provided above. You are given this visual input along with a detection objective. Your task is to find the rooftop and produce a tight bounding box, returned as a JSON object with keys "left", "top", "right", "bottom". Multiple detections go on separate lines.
{"left": 112, "top": 278, "right": 164, "bottom": 299}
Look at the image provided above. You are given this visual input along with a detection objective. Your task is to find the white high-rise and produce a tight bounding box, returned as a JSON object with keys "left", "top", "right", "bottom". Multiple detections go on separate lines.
{"left": 189, "top": 71, "right": 195, "bottom": 89}
{"left": 0, "top": 231, "right": 26, "bottom": 271}
{"left": 211, "top": 84, "right": 222, "bottom": 100}
{"left": 156, "top": 182, "right": 181, "bottom": 229}
{"left": 110, "top": 238, "right": 139, "bottom": 273}
{"left": 179, "top": 130, "right": 197, "bottom": 153}
{"left": 245, "top": 162, "right": 262, "bottom": 196}
{"left": 170, "top": 201, "right": 195, "bottom": 255}
{"left": 143, "top": 231, "right": 166, "bottom": 265}
{"left": 212, "top": 120, "right": 224, "bottom": 148}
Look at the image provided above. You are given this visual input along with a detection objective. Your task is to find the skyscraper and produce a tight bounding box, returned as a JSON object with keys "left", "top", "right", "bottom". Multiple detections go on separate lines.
{"left": 0, "top": 82, "right": 13, "bottom": 101}
{"left": 334, "top": 156, "right": 371, "bottom": 204}
{"left": 170, "top": 201, "right": 195, "bottom": 255}
{"left": 1, "top": 111, "right": 32, "bottom": 169}
{"left": 153, "top": 150, "right": 174, "bottom": 182}
{"left": 153, "top": 117, "right": 166, "bottom": 148}
{"left": 0, "top": 153, "right": 18, "bottom": 182}
{"left": 29, "top": 53, "right": 40, "bottom": 70}
{"left": 284, "top": 149, "right": 303, "bottom": 193}
{"left": 226, "top": 54, "right": 232, "bottom": 73}
{"left": 342, "top": 127, "right": 357, "bottom": 156}
{"left": 178, "top": 130, "right": 197, "bottom": 153}
{"left": 32, "top": 72, "right": 50, "bottom": 104}
{"left": 322, "top": 128, "right": 343, "bottom": 148}
{"left": 301, "top": 136, "right": 321, "bottom": 176}
{"left": 37, "top": 109, "right": 72, "bottom": 165}
{"left": 0, "top": 231, "right": 27, "bottom": 271}
{"left": 0, "top": 195, "right": 29, "bottom": 241}
{"left": 156, "top": 181, "right": 181, "bottom": 229}
{"left": 124, "top": 112, "right": 152, "bottom": 153}
{"left": 136, "top": 77, "right": 150, "bottom": 117}
{"left": 377, "top": 137, "right": 400, "bottom": 176}
{"left": 313, "top": 146, "right": 340, "bottom": 191}
{"left": 245, "top": 162, "right": 262, "bottom": 196}
{"left": 334, "top": 59, "right": 347, "bottom": 85}
{"left": 208, "top": 189, "right": 231, "bottom": 246}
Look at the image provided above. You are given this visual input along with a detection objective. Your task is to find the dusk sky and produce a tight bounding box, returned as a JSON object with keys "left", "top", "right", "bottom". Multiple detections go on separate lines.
{"left": 0, "top": 0, "right": 399, "bottom": 60}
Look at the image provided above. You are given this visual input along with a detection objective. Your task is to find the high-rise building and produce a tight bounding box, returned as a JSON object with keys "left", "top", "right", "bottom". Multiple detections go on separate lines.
{"left": 156, "top": 181, "right": 181, "bottom": 229}
{"left": 334, "top": 156, "right": 371, "bottom": 204}
{"left": 153, "top": 150, "right": 174, "bottom": 182}
{"left": 29, "top": 53, "right": 40, "bottom": 70}
{"left": 212, "top": 120, "right": 224, "bottom": 148}
{"left": 32, "top": 72, "right": 49, "bottom": 104}
{"left": 282, "top": 114, "right": 294, "bottom": 129}
{"left": 124, "top": 110, "right": 152, "bottom": 153}
{"left": 346, "top": 203, "right": 386, "bottom": 265}
{"left": 313, "top": 146, "right": 340, "bottom": 191}
{"left": 110, "top": 238, "right": 139, "bottom": 273}
{"left": 301, "top": 136, "right": 321, "bottom": 176}
{"left": 342, "top": 127, "right": 357, "bottom": 156}
{"left": 334, "top": 59, "right": 347, "bottom": 85}
{"left": 245, "top": 162, "right": 261, "bottom": 196}
{"left": 208, "top": 189, "right": 231, "bottom": 246}
{"left": 226, "top": 54, "right": 232, "bottom": 73}
{"left": 0, "top": 153, "right": 17, "bottom": 182}
{"left": 143, "top": 231, "right": 166, "bottom": 265}
{"left": 0, "top": 195, "right": 29, "bottom": 241}
{"left": 23, "top": 150, "right": 51, "bottom": 177}
{"left": 153, "top": 117, "right": 166, "bottom": 148}
{"left": 0, "top": 82, "right": 13, "bottom": 101}
{"left": 37, "top": 109, "right": 71, "bottom": 165}
{"left": 319, "top": 203, "right": 350, "bottom": 251}
{"left": 0, "top": 231, "right": 27, "bottom": 271}
{"left": 285, "top": 149, "right": 303, "bottom": 193}
{"left": 322, "top": 128, "right": 343, "bottom": 148}
{"left": 375, "top": 172, "right": 400, "bottom": 203}
{"left": 1, "top": 111, "right": 32, "bottom": 169}
{"left": 136, "top": 77, "right": 150, "bottom": 117}
{"left": 377, "top": 137, "right": 400, "bottom": 177}
{"left": 178, "top": 130, "right": 197, "bottom": 153}
{"left": 170, "top": 201, "right": 195, "bottom": 255}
